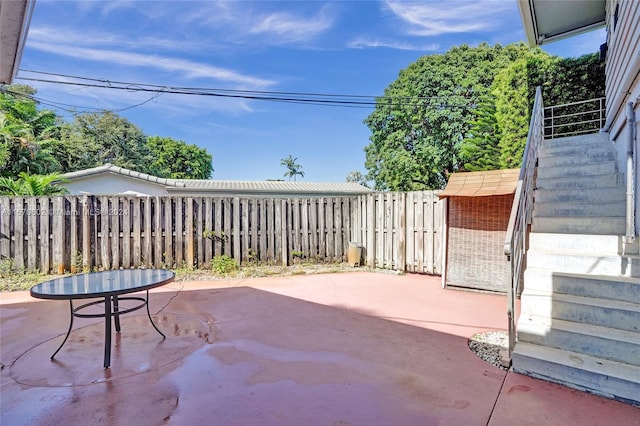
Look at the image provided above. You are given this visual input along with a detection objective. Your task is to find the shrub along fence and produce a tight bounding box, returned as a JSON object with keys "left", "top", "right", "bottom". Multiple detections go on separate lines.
{"left": 0, "top": 192, "right": 443, "bottom": 275}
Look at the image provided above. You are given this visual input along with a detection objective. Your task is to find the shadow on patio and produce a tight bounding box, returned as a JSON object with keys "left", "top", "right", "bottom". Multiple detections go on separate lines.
{"left": 1, "top": 272, "right": 638, "bottom": 425}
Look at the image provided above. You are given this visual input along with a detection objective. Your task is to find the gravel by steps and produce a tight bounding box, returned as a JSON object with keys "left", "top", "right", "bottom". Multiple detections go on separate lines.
{"left": 468, "top": 331, "right": 509, "bottom": 370}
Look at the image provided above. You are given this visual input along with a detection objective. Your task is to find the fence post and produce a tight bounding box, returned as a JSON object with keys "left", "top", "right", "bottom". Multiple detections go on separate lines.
{"left": 52, "top": 197, "right": 65, "bottom": 274}
{"left": 0, "top": 197, "right": 10, "bottom": 260}
{"left": 366, "top": 193, "right": 376, "bottom": 267}
{"left": 233, "top": 197, "right": 241, "bottom": 264}
{"left": 281, "top": 199, "right": 288, "bottom": 266}
{"left": 82, "top": 196, "right": 91, "bottom": 270}
{"left": 398, "top": 192, "right": 406, "bottom": 272}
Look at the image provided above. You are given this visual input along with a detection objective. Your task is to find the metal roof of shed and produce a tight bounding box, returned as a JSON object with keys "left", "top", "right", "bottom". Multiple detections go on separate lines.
{"left": 438, "top": 169, "right": 520, "bottom": 198}
{"left": 62, "top": 164, "right": 372, "bottom": 195}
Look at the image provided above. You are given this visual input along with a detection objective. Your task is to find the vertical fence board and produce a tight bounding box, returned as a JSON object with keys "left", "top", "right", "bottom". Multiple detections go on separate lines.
{"left": 174, "top": 197, "right": 184, "bottom": 268}
{"left": 205, "top": 197, "right": 214, "bottom": 261}
{"left": 142, "top": 197, "right": 151, "bottom": 267}
{"left": 194, "top": 197, "right": 203, "bottom": 267}
{"left": 81, "top": 196, "right": 91, "bottom": 269}
{"left": 275, "top": 199, "right": 282, "bottom": 263}
{"left": 185, "top": 197, "right": 195, "bottom": 267}
{"left": 53, "top": 197, "right": 66, "bottom": 273}
{"left": 0, "top": 197, "right": 9, "bottom": 260}
{"left": 131, "top": 198, "right": 141, "bottom": 267}
{"left": 39, "top": 197, "right": 50, "bottom": 273}
{"left": 122, "top": 198, "right": 131, "bottom": 268}
{"left": 164, "top": 197, "right": 173, "bottom": 267}
{"left": 317, "top": 198, "right": 326, "bottom": 259}
{"left": 26, "top": 198, "right": 37, "bottom": 270}
{"left": 232, "top": 197, "right": 241, "bottom": 263}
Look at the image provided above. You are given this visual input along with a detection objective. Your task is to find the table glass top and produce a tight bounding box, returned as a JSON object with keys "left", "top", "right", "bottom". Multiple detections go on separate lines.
{"left": 30, "top": 269, "right": 175, "bottom": 299}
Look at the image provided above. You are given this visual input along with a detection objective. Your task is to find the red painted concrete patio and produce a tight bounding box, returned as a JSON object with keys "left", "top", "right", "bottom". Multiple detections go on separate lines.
{"left": 1, "top": 272, "right": 638, "bottom": 425}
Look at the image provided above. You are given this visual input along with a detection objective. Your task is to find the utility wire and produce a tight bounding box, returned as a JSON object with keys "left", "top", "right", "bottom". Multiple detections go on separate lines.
{"left": 13, "top": 69, "right": 477, "bottom": 111}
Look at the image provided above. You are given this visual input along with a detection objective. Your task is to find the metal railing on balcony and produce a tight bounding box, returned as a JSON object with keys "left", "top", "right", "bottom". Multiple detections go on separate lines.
{"left": 544, "top": 97, "right": 606, "bottom": 138}
{"left": 504, "top": 86, "right": 545, "bottom": 357}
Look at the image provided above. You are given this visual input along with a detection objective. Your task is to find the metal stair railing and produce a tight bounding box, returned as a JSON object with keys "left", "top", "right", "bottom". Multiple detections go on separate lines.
{"left": 504, "top": 86, "right": 545, "bottom": 357}
{"left": 544, "top": 96, "right": 606, "bottom": 138}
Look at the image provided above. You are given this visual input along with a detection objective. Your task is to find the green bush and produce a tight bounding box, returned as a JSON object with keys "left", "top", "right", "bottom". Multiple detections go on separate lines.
{"left": 211, "top": 255, "right": 238, "bottom": 275}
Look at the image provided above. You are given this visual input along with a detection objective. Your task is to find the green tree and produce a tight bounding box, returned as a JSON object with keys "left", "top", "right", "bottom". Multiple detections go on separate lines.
{"left": 0, "top": 87, "right": 62, "bottom": 177}
{"left": 281, "top": 155, "right": 304, "bottom": 181}
{"left": 345, "top": 170, "right": 369, "bottom": 187}
{"left": 491, "top": 50, "right": 558, "bottom": 168}
{"left": 460, "top": 96, "right": 502, "bottom": 171}
{"left": 364, "top": 42, "right": 532, "bottom": 190}
{"left": 146, "top": 136, "right": 213, "bottom": 179}
{"left": 58, "top": 111, "right": 151, "bottom": 172}
{"left": 0, "top": 172, "right": 69, "bottom": 196}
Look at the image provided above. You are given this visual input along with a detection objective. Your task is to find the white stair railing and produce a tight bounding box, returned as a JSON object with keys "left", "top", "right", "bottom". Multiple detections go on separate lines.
{"left": 504, "top": 86, "right": 545, "bottom": 356}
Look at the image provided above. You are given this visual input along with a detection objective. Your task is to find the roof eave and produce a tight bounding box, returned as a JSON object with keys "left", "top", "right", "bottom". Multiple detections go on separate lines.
{"left": 518, "top": 0, "right": 540, "bottom": 47}
{"left": 518, "top": 0, "right": 605, "bottom": 47}
{"left": 0, "top": 0, "right": 35, "bottom": 84}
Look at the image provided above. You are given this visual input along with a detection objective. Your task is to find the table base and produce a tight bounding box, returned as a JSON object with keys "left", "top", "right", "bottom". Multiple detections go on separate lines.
{"left": 51, "top": 289, "right": 165, "bottom": 368}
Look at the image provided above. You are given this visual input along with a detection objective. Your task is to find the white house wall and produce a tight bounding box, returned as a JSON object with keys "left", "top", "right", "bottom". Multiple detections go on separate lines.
{"left": 605, "top": 0, "right": 640, "bottom": 234}
{"left": 64, "top": 173, "right": 169, "bottom": 196}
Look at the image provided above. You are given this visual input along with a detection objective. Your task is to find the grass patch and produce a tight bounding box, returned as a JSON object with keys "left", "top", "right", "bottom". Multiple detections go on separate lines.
{"left": 0, "top": 261, "right": 372, "bottom": 292}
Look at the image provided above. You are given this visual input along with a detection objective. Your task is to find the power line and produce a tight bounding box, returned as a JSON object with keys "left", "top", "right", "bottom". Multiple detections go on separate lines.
{"left": 12, "top": 69, "right": 478, "bottom": 111}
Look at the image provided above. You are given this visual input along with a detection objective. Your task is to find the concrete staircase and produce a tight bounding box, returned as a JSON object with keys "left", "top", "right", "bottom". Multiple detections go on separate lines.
{"left": 511, "top": 132, "right": 640, "bottom": 405}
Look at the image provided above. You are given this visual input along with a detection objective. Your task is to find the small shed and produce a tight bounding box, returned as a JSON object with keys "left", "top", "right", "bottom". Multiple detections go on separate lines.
{"left": 439, "top": 169, "right": 519, "bottom": 293}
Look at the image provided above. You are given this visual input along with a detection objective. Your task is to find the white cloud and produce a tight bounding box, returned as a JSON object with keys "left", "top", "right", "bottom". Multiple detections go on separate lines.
{"left": 28, "top": 27, "right": 209, "bottom": 52}
{"left": 26, "top": 41, "right": 275, "bottom": 88}
{"left": 182, "top": 1, "right": 335, "bottom": 45}
{"left": 385, "top": 0, "right": 515, "bottom": 36}
{"left": 249, "top": 7, "right": 334, "bottom": 42}
{"left": 348, "top": 37, "right": 440, "bottom": 51}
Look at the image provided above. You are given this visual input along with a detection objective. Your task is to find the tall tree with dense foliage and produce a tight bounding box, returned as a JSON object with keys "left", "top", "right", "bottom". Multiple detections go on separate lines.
{"left": 460, "top": 96, "right": 502, "bottom": 171}
{"left": 57, "top": 111, "right": 151, "bottom": 172}
{"left": 0, "top": 86, "right": 62, "bottom": 176}
{"left": 146, "top": 136, "right": 213, "bottom": 179}
{"left": 363, "top": 42, "right": 532, "bottom": 190}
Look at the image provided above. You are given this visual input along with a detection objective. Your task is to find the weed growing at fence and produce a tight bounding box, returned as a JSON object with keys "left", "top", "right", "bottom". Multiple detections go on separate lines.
{"left": 0, "top": 259, "right": 56, "bottom": 292}
{"left": 211, "top": 255, "right": 239, "bottom": 275}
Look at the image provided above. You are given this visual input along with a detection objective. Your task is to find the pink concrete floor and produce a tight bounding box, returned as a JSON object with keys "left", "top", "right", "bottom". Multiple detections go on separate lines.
{"left": 1, "top": 272, "right": 638, "bottom": 425}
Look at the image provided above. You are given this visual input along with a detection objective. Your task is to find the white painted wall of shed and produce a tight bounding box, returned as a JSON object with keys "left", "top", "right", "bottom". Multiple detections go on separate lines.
{"left": 64, "top": 173, "right": 168, "bottom": 195}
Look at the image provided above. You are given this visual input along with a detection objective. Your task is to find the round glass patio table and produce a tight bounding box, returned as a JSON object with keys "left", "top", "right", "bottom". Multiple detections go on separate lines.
{"left": 30, "top": 269, "right": 175, "bottom": 369}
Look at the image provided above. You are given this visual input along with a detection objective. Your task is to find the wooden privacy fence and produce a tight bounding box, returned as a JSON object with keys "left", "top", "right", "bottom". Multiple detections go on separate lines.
{"left": 0, "top": 192, "right": 443, "bottom": 274}
{"left": 0, "top": 196, "right": 353, "bottom": 273}
{"left": 351, "top": 192, "right": 443, "bottom": 274}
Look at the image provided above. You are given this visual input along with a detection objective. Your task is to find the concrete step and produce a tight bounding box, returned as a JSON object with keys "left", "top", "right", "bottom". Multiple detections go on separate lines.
{"left": 528, "top": 233, "right": 629, "bottom": 254}
{"left": 511, "top": 342, "right": 640, "bottom": 405}
{"left": 533, "top": 201, "right": 626, "bottom": 217}
{"left": 542, "top": 133, "right": 610, "bottom": 149}
{"left": 534, "top": 187, "right": 625, "bottom": 203}
{"left": 519, "top": 292, "right": 640, "bottom": 332}
{"left": 535, "top": 173, "right": 622, "bottom": 190}
{"left": 538, "top": 150, "right": 615, "bottom": 168}
{"left": 526, "top": 249, "right": 637, "bottom": 276}
{"left": 531, "top": 216, "right": 626, "bottom": 235}
{"left": 523, "top": 269, "right": 640, "bottom": 304}
{"left": 516, "top": 318, "right": 640, "bottom": 365}
{"left": 538, "top": 143, "right": 612, "bottom": 159}
{"left": 537, "top": 162, "right": 617, "bottom": 178}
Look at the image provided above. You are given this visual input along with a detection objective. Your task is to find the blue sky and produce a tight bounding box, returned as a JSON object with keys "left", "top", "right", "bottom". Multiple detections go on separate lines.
{"left": 17, "top": 0, "right": 606, "bottom": 182}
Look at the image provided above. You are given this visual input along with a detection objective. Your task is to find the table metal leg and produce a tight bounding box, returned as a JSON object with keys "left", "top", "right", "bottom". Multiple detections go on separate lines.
{"left": 104, "top": 295, "right": 112, "bottom": 369}
{"left": 51, "top": 300, "right": 74, "bottom": 360}
{"left": 146, "top": 289, "right": 166, "bottom": 339}
{"left": 113, "top": 295, "right": 121, "bottom": 333}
